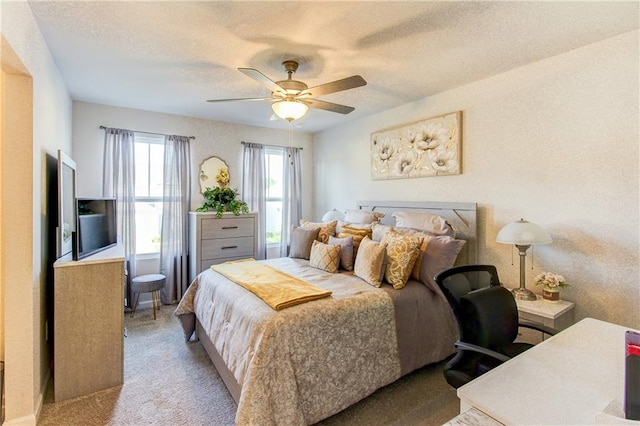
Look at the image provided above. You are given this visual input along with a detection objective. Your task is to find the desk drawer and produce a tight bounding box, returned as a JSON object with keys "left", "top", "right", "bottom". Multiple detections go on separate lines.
{"left": 201, "top": 236, "right": 254, "bottom": 260}
{"left": 202, "top": 217, "right": 254, "bottom": 239}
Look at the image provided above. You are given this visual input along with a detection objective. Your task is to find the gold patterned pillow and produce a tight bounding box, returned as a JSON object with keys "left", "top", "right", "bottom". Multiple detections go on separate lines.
{"left": 309, "top": 240, "right": 341, "bottom": 273}
{"left": 392, "top": 228, "right": 434, "bottom": 281}
{"left": 338, "top": 224, "right": 373, "bottom": 257}
{"left": 300, "top": 219, "right": 338, "bottom": 244}
{"left": 354, "top": 236, "right": 388, "bottom": 287}
{"left": 381, "top": 229, "right": 423, "bottom": 289}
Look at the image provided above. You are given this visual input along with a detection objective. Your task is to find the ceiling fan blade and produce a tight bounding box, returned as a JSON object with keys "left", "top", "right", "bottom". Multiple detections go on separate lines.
{"left": 206, "top": 97, "right": 274, "bottom": 103}
{"left": 303, "top": 75, "right": 367, "bottom": 97}
{"left": 239, "top": 68, "right": 284, "bottom": 93}
{"left": 304, "top": 98, "right": 355, "bottom": 114}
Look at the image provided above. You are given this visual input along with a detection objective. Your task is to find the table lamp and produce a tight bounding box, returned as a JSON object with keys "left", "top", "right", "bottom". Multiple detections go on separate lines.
{"left": 496, "top": 218, "right": 552, "bottom": 300}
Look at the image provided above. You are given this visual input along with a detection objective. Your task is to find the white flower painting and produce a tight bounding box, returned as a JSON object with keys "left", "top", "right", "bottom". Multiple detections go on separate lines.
{"left": 371, "top": 111, "right": 461, "bottom": 179}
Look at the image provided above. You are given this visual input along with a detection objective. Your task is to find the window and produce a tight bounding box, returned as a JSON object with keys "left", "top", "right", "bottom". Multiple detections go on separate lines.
{"left": 134, "top": 133, "right": 164, "bottom": 254}
{"left": 265, "top": 147, "right": 284, "bottom": 245}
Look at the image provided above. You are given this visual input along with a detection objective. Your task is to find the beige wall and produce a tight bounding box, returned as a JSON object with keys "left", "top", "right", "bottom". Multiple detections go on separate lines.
{"left": 314, "top": 30, "right": 640, "bottom": 329}
{"left": 1, "top": 2, "right": 73, "bottom": 424}
{"left": 72, "top": 101, "right": 315, "bottom": 216}
{"left": 0, "top": 2, "right": 638, "bottom": 423}
{"left": 71, "top": 102, "right": 315, "bottom": 283}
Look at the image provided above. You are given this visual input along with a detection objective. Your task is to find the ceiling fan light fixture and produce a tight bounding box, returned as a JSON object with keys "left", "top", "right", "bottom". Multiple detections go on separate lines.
{"left": 271, "top": 100, "right": 309, "bottom": 122}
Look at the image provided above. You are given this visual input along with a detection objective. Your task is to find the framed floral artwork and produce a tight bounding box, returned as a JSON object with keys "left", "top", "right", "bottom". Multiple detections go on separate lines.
{"left": 371, "top": 111, "right": 462, "bottom": 180}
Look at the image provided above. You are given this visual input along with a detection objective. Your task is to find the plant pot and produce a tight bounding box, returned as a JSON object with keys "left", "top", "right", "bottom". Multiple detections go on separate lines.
{"left": 542, "top": 288, "right": 560, "bottom": 302}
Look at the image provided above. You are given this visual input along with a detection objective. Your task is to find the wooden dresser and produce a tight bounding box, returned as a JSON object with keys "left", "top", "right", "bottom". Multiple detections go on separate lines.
{"left": 53, "top": 245, "right": 124, "bottom": 402}
{"left": 188, "top": 212, "right": 258, "bottom": 282}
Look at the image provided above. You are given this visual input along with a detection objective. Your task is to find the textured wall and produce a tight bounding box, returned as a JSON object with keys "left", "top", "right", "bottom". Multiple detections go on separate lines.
{"left": 1, "top": 1, "right": 73, "bottom": 422}
{"left": 72, "top": 102, "right": 314, "bottom": 215}
{"left": 313, "top": 31, "right": 639, "bottom": 328}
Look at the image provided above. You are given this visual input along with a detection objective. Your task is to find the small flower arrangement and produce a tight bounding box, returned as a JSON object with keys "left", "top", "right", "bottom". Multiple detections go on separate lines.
{"left": 535, "top": 272, "right": 570, "bottom": 291}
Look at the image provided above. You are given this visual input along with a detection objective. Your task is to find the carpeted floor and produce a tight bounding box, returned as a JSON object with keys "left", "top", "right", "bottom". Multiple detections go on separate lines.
{"left": 38, "top": 305, "right": 459, "bottom": 425}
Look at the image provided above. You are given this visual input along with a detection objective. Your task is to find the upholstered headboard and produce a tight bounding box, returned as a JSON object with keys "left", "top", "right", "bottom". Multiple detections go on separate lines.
{"left": 356, "top": 200, "right": 478, "bottom": 265}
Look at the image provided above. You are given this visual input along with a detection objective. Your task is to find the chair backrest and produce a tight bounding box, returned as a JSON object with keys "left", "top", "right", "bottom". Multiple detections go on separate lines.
{"left": 435, "top": 265, "right": 526, "bottom": 389}
{"left": 459, "top": 285, "right": 520, "bottom": 348}
{"left": 434, "top": 264, "right": 501, "bottom": 323}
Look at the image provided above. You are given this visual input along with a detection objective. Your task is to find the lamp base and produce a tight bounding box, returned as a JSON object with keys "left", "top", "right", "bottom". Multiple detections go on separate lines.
{"left": 512, "top": 287, "right": 537, "bottom": 301}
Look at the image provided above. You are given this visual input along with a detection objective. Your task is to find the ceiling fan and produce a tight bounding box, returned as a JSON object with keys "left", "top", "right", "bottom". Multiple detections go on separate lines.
{"left": 207, "top": 60, "right": 367, "bottom": 121}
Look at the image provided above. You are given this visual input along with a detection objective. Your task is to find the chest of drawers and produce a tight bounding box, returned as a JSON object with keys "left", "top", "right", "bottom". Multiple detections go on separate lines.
{"left": 188, "top": 212, "right": 258, "bottom": 282}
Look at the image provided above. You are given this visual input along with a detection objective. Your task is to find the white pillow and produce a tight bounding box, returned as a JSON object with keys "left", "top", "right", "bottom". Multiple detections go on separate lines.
{"left": 344, "top": 209, "right": 385, "bottom": 224}
{"left": 392, "top": 211, "right": 455, "bottom": 237}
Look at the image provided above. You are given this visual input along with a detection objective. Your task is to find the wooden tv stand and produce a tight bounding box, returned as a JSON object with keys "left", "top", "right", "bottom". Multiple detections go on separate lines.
{"left": 52, "top": 245, "right": 125, "bottom": 402}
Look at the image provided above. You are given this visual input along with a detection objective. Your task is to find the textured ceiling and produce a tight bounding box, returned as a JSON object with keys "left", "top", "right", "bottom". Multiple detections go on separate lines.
{"left": 28, "top": 1, "right": 639, "bottom": 133}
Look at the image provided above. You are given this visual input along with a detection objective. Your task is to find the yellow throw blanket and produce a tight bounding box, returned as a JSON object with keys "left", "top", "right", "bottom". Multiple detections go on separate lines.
{"left": 211, "top": 260, "right": 332, "bottom": 310}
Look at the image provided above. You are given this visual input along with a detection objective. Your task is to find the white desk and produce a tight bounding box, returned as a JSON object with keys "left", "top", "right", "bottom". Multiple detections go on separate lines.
{"left": 458, "top": 318, "right": 637, "bottom": 425}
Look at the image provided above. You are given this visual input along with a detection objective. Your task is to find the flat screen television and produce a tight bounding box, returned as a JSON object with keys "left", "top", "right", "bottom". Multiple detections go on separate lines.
{"left": 74, "top": 198, "right": 118, "bottom": 260}
{"left": 57, "top": 150, "right": 76, "bottom": 258}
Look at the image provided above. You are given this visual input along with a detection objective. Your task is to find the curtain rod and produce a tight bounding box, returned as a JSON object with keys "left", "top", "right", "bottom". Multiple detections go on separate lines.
{"left": 99, "top": 125, "right": 195, "bottom": 140}
{"left": 241, "top": 141, "right": 303, "bottom": 150}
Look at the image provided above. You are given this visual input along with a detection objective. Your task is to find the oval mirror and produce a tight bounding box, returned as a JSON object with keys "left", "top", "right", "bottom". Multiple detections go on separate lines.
{"left": 199, "top": 156, "right": 229, "bottom": 194}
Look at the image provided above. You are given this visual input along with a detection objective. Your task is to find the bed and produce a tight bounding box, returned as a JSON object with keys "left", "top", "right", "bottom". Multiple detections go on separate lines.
{"left": 175, "top": 201, "right": 477, "bottom": 425}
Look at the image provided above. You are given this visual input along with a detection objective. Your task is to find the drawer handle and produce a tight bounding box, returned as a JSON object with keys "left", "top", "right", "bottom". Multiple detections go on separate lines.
{"left": 221, "top": 245, "right": 238, "bottom": 250}
{"left": 222, "top": 226, "right": 239, "bottom": 230}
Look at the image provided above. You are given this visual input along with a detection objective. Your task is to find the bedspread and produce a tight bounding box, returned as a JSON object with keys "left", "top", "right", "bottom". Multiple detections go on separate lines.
{"left": 175, "top": 257, "right": 455, "bottom": 425}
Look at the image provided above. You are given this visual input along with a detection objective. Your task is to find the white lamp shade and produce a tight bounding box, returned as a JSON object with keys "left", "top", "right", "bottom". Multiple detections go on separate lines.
{"left": 271, "top": 101, "right": 309, "bottom": 121}
{"left": 322, "top": 209, "right": 344, "bottom": 222}
{"left": 496, "top": 219, "right": 552, "bottom": 245}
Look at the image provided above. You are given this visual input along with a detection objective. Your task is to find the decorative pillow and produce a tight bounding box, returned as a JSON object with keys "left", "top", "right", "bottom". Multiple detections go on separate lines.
{"left": 328, "top": 235, "right": 354, "bottom": 271}
{"left": 288, "top": 226, "right": 321, "bottom": 260}
{"left": 338, "top": 221, "right": 374, "bottom": 231}
{"left": 372, "top": 223, "right": 392, "bottom": 242}
{"left": 300, "top": 219, "right": 338, "bottom": 243}
{"left": 381, "top": 229, "right": 424, "bottom": 289}
{"left": 309, "top": 240, "right": 341, "bottom": 273}
{"left": 393, "top": 211, "right": 455, "bottom": 237}
{"left": 419, "top": 236, "right": 466, "bottom": 292}
{"left": 390, "top": 227, "right": 433, "bottom": 280}
{"left": 344, "top": 209, "right": 385, "bottom": 224}
{"left": 337, "top": 224, "right": 373, "bottom": 257}
{"left": 354, "top": 237, "right": 388, "bottom": 288}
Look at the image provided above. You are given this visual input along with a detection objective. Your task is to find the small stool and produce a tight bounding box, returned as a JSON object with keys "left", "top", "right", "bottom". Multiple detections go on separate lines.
{"left": 130, "top": 274, "right": 166, "bottom": 319}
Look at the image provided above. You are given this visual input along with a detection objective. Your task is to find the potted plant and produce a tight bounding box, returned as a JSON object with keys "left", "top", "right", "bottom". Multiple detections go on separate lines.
{"left": 196, "top": 168, "right": 249, "bottom": 218}
{"left": 535, "top": 272, "right": 570, "bottom": 302}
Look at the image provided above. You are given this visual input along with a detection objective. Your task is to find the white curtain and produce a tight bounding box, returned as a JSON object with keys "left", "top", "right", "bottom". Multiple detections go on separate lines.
{"left": 160, "top": 135, "right": 191, "bottom": 303}
{"left": 279, "top": 146, "right": 303, "bottom": 257}
{"left": 242, "top": 142, "right": 266, "bottom": 259}
{"left": 103, "top": 127, "right": 137, "bottom": 306}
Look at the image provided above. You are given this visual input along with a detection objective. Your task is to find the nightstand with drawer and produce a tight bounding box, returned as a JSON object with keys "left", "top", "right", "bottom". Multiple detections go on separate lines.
{"left": 516, "top": 296, "right": 575, "bottom": 343}
{"left": 188, "top": 212, "right": 258, "bottom": 282}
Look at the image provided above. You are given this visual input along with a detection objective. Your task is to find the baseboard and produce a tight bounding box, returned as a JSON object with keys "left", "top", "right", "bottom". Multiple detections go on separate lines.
{"left": 130, "top": 299, "right": 155, "bottom": 313}
{"left": 33, "top": 370, "right": 50, "bottom": 425}
{"left": 1, "top": 369, "right": 48, "bottom": 426}
{"left": 2, "top": 413, "right": 37, "bottom": 426}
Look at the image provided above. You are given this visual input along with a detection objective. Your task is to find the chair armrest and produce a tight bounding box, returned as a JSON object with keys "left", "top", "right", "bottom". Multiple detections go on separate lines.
{"left": 454, "top": 341, "right": 510, "bottom": 363}
{"left": 518, "top": 320, "right": 559, "bottom": 336}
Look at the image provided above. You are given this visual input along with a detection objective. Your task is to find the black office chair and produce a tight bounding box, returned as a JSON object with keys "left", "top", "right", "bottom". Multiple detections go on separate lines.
{"left": 434, "top": 264, "right": 558, "bottom": 389}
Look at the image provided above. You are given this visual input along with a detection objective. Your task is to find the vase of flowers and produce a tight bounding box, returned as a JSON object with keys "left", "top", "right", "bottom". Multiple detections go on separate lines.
{"left": 535, "top": 272, "right": 570, "bottom": 302}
